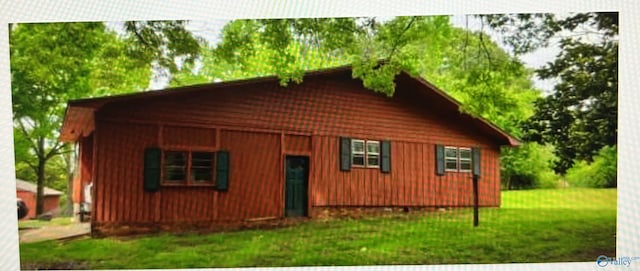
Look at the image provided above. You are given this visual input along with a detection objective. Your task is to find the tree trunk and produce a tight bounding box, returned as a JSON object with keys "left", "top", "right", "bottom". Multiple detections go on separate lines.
{"left": 36, "top": 156, "right": 46, "bottom": 216}
{"left": 35, "top": 136, "right": 47, "bottom": 216}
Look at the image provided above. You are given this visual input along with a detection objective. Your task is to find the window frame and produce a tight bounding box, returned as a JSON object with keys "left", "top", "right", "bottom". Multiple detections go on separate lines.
{"left": 442, "top": 146, "right": 474, "bottom": 173}
{"left": 351, "top": 139, "right": 366, "bottom": 167}
{"left": 444, "top": 146, "right": 459, "bottom": 172}
{"left": 365, "top": 141, "right": 380, "bottom": 168}
{"left": 458, "top": 147, "right": 472, "bottom": 173}
{"left": 161, "top": 149, "right": 216, "bottom": 186}
{"left": 351, "top": 139, "right": 380, "bottom": 169}
{"left": 163, "top": 150, "right": 189, "bottom": 183}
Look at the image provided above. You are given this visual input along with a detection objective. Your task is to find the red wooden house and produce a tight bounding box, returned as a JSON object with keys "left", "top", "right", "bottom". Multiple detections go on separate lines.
{"left": 16, "top": 179, "right": 63, "bottom": 219}
{"left": 60, "top": 65, "right": 518, "bottom": 235}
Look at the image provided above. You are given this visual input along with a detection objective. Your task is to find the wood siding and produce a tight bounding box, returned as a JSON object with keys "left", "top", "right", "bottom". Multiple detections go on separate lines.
{"left": 92, "top": 121, "right": 284, "bottom": 224}
{"left": 73, "top": 134, "right": 94, "bottom": 204}
{"left": 162, "top": 125, "right": 217, "bottom": 148}
{"left": 90, "top": 73, "right": 503, "bottom": 225}
{"left": 311, "top": 136, "right": 500, "bottom": 208}
{"left": 94, "top": 122, "right": 159, "bottom": 223}
{"left": 96, "top": 74, "right": 502, "bottom": 146}
{"left": 284, "top": 134, "right": 312, "bottom": 154}
{"left": 217, "top": 130, "right": 282, "bottom": 221}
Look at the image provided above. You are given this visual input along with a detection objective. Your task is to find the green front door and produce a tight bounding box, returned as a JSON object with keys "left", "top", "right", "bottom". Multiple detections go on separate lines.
{"left": 285, "top": 156, "right": 308, "bottom": 217}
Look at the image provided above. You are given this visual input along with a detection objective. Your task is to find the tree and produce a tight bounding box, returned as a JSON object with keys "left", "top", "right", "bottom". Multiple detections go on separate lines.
{"left": 170, "top": 20, "right": 351, "bottom": 87}
{"left": 203, "top": 17, "right": 452, "bottom": 95}
{"left": 482, "top": 13, "right": 618, "bottom": 174}
{"left": 12, "top": 22, "right": 111, "bottom": 216}
{"left": 10, "top": 21, "right": 202, "bottom": 215}
{"left": 123, "top": 21, "right": 203, "bottom": 80}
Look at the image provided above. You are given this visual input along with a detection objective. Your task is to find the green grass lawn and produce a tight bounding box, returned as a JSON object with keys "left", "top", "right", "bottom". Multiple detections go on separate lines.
{"left": 20, "top": 188, "right": 616, "bottom": 269}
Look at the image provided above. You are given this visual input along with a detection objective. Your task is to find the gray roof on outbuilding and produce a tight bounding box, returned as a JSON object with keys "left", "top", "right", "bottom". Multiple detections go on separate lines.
{"left": 16, "top": 179, "right": 63, "bottom": 196}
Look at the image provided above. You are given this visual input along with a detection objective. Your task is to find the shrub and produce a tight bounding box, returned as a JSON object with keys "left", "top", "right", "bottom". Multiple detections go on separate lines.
{"left": 537, "top": 171, "right": 560, "bottom": 189}
{"left": 565, "top": 145, "right": 617, "bottom": 188}
{"left": 501, "top": 142, "right": 559, "bottom": 190}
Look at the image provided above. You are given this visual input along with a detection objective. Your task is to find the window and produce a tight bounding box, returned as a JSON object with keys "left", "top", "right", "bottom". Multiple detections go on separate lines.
{"left": 351, "top": 139, "right": 365, "bottom": 166}
{"left": 340, "top": 137, "right": 390, "bottom": 173}
{"left": 436, "top": 145, "right": 480, "bottom": 175}
{"left": 442, "top": 146, "right": 472, "bottom": 172}
{"left": 191, "top": 152, "right": 214, "bottom": 183}
{"left": 163, "top": 150, "right": 215, "bottom": 185}
{"left": 351, "top": 139, "right": 380, "bottom": 168}
{"left": 164, "top": 151, "right": 187, "bottom": 182}
{"left": 444, "top": 147, "right": 458, "bottom": 171}
{"left": 366, "top": 141, "right": 380, "bottom": 167}
{"left": 459, "top": 148, "right": 472, "bottom": 172}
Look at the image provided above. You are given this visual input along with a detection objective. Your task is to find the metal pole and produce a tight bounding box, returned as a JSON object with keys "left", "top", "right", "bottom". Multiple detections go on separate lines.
{"left": 473, "top": 175, "right": 479, "bottom": 227}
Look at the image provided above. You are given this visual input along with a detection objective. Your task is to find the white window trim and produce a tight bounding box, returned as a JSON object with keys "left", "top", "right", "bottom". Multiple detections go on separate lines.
{"left": 458, "top": 147, "right": 472, "bottom": 173}
{"left": 365, "top": 141, "right": 380, "bottom": 168}
{"left": 444, "top": 146, "right": 459, "bottom": 172}
{"left": 351, "top": 139, "right": 380, "bottom": 168}
{"left": 351, "top": 139, "right": 366, "bottom": 167}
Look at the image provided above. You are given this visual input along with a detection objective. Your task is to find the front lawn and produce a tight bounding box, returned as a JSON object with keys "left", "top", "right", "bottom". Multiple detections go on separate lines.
{"left": 20, "top": 188, "right": 616, "bottom": 269}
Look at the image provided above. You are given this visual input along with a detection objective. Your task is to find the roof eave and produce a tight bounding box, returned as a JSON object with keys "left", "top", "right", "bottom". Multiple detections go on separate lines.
{"left": 399, "top": 71, "right": 521, "bottom": 148}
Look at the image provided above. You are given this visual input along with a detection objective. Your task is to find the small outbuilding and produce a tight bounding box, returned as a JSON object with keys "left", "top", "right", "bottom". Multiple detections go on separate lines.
{"left": 15, "top": 179, "right": 63, "bottom": 219}
{"left": 60, "top": 65, "right": 519, "bottom": 235}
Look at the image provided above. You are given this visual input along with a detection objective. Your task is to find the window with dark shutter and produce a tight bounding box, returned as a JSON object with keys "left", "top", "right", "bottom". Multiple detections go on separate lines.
{"left": 343, "top": 138, "right": 388, "bottom": 171}
{"left": 435, "top": 145, "right": 479, "bottom": 175}
{"left": 144, "top": 148, "right": 161, "bottom": 192}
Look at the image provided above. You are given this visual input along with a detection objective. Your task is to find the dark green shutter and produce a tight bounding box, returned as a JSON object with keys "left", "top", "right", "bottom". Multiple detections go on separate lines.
{"left": 216, "top": 151, "right": 230, "bottom": 191}
{"left": 435, "top": 144, "right": 445, "bottom": 176}
{"left": 380, "top": 140, "right": 391, "bottom": 173}
{"left": 472, "top": 147, "right": 481, "bottom": 177}
{"left": 143, "top": 148, "right": 161, "bottom": 192}
{"left": 340, "top": 137, "right": 351, "bottom": 171}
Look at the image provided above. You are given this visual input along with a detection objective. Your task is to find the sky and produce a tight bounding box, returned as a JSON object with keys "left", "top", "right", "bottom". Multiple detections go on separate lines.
{"left": 158, "top": 15, "right": 561, "bottom": 93}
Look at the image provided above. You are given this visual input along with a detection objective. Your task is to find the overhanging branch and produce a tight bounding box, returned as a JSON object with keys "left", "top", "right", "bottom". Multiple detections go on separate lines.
{"left": 16, "top": 119, "right": 41, "bottom": 157}
{"left": 44, "top": 141, "right": 66, "bottom": 160}
{"left": 386, "top": 16, "right": 418, "bottom": 62}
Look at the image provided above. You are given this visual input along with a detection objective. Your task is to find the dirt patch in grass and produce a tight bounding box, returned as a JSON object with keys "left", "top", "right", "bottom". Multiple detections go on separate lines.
{"left": 22, "top": 261, "right": 90, "bottom": 270}
{"left": 574, "top": 246, "right": 617, "bottom": 262}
